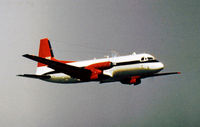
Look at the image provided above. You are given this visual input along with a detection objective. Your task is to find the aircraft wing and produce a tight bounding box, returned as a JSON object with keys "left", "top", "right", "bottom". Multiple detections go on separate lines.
{"left": 141, "top": 72, "right": 181, "bottom": 79}
{"left": 17, "top": 74, "right": 51, "bottom": 79}
{"left": 23, "top": 54, "right": 92, "bottom": 81}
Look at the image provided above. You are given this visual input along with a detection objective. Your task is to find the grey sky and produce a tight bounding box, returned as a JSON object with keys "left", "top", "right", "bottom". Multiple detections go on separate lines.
{"left": 0, "top": 0, "right": 200, "bottom": 127}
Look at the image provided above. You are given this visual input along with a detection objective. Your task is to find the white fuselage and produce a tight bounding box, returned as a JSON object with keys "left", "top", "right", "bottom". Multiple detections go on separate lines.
{"left": 36, "top": 53, "right": 164, "bottom": 83}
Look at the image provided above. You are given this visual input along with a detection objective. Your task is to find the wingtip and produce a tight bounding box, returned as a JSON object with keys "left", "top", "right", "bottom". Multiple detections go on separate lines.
{"left": 177, "top": 72, "right": 181, "bottom": 74}
{"left": 17, "top": 74, "right": 24, "bottom": 77}
{"left": 22, "top": 54, "right": 29, "bottom": 57}
{"left": 22, "top": 54, "right": 35, "bottom": 58}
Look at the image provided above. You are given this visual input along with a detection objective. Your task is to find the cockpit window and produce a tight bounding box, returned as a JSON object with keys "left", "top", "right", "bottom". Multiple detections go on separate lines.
{"left": 141, "top": 57, "right": 154, "bottom": 62}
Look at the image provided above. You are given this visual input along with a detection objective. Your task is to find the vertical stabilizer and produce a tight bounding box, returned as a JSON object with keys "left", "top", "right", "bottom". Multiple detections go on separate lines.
{"left": 37, "top": 38, "right": 54, "bottom": 67}
{"left": 36, "top": 38, "right": 54, "bottom": 75}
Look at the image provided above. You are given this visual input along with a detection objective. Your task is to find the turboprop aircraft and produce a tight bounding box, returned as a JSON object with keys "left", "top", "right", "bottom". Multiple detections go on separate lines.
{"left": 18, "top": 38, "right": 180, "bottom": 85}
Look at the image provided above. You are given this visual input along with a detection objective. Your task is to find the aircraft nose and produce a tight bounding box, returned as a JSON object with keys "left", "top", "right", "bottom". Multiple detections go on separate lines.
{"left": 148, "top": 62, "right": 164, "bottom": 71}
{"left": 159, "top": 62, "right": 164, "bottom": 70}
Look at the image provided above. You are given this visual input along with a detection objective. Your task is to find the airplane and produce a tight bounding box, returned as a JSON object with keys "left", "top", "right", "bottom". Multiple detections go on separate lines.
{"left": 18, "top": 38, "right": 180, "bottom": 85}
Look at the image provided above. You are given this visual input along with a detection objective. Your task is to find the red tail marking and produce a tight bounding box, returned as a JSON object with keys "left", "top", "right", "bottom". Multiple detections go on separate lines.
{"left": 37, "top": 38, "right": 52, "bottom": 67}
{"left": 38, "top": 38, "right": 52, "bottom": 58}
{"left": 37, "top": 38, "right": 76, "bottom": 67}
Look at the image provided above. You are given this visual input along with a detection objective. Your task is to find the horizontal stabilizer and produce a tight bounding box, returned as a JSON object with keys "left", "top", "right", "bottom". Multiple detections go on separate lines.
{"left": 17, "top": 74, "right": 51, "bottom": 79}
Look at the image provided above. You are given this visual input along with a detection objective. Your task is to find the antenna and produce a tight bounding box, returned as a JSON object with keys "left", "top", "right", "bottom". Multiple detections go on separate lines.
{"left": 111, "top": 50, "right": 119, "bottom": 58}
{"left": 104, "top": 55, "right": 109, "bottom": 58}
{"left": 132, "top": 52, "right": 136, "bottom": 55}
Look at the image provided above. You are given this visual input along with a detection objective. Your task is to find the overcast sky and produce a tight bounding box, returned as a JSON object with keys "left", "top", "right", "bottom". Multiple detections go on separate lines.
{"left": 0, "top": 0, "right": 200, "bottom": 127}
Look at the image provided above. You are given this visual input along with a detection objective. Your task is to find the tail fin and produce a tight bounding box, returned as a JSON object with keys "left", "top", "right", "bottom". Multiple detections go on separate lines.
{"left": 37, "top": 38, "right": 54, "bottom": 67}
{"left": 36, "top": 38, "right": 55, "bottom": 75}
{"left": 35, "top": 38, "right": 75, "bottom": 75}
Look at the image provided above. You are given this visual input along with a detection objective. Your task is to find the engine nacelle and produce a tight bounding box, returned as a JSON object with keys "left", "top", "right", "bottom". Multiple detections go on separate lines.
{"left": 85, "top": 62, "right": 113, "bottom": 80}
{"left": 85, "top": 61, "right": 113, "bottom": 70}
{"left": 120, "top": 76, "right": 141, "bottom": 85}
